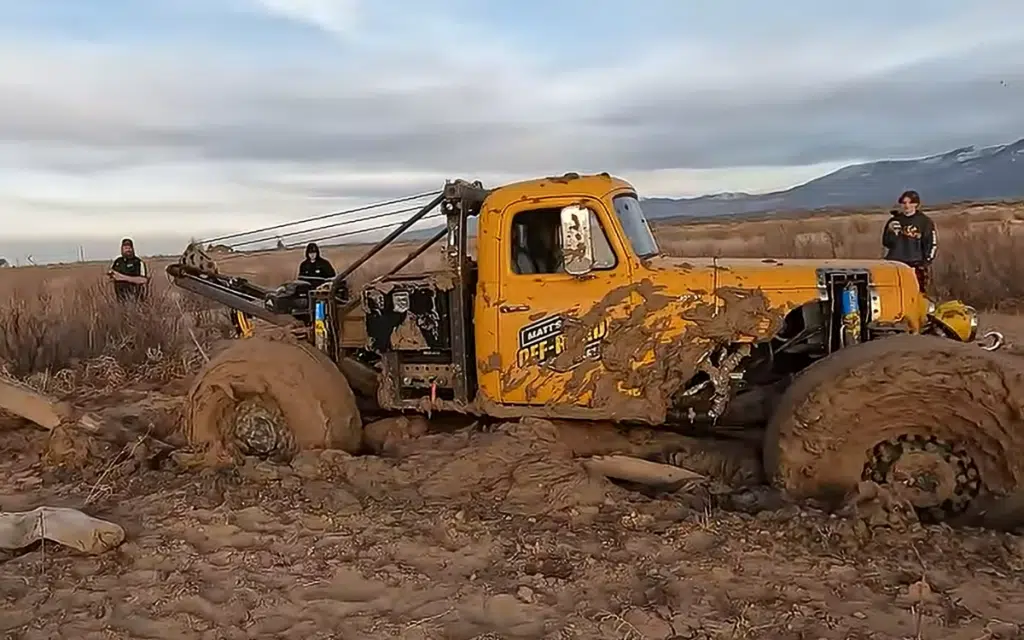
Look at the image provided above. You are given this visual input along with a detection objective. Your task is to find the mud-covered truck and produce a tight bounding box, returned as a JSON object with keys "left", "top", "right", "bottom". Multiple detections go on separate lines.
{"left": 167, "top": 172, "right": 1021, "bottom": 521}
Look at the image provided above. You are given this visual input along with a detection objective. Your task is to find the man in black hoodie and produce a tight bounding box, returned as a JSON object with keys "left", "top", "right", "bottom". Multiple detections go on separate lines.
{"left": 882, "top": 190, "right": 937, "bottom": 293}
{"left": 298, "top": 242, "right": 336, "bottom": 285}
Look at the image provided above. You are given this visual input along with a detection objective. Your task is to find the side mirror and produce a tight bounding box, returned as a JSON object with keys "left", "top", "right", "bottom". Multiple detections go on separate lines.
{"left": 560, "top": 205, "right": 594, "bottom": 276}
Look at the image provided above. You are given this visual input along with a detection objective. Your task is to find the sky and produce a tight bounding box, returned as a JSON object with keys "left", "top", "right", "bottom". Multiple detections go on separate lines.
{"left": 1, "top": 0, "right": 1023, "bottom": 262}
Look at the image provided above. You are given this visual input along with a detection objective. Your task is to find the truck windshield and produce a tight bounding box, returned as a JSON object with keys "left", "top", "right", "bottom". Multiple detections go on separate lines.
{"left": 613, "top": 194, "right": 659, "bottom": 258}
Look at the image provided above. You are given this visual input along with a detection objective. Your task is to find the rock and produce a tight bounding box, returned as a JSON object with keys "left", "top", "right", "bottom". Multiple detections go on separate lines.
{"left": 681, "top": 530, "right": 718, "bottom": 553}
{"left": 904, "top": 579, "right": 938, "bottom": 605}
{"left": 363, "top": 416, "right": 429, "bottom": 455}
{"left": 622, "top": 609, "right": 673, "bottom": 640}
{"left": 841, "top": 481, "right": 918, "bottom": 529}
{"left": 670, "top": 615, "right": 698, "bottom": 638}
{"left": 289, "top": 451, "right": 323, "bottom": 479}
{"left": 454, "top": 593, "right": 551, "bottom": 638}
{"left": 986, "top": 621, "right": 1020, "bottom": 639}
{"left": 825, "top": 564, "right": 860, "bottom": 584}
{"left": 1010, "top": 535, "right": 1024, "bottom": 561}
{"left": 720, "top": 486, "right": 787, "bottom": 514}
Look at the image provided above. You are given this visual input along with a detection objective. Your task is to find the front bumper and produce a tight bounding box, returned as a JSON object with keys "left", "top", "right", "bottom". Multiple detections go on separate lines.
{"left": 926, "top": 299, "right": 1003, "bottom": 351}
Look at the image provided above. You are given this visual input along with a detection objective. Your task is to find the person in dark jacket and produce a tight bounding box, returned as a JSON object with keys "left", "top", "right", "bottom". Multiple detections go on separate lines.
{"left": 298, "top": 242, "right": 336, "bottom": 285}
{"left": 108, "top": 238, "right": 151, "bottom": 302}
{"left": 882, "top": 190, "right": 936, "bottom": 293}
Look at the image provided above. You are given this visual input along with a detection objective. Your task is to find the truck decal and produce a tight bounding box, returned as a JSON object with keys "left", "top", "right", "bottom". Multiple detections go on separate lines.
{"left": 516, "top": 314, "right": 609, "bottom": 368}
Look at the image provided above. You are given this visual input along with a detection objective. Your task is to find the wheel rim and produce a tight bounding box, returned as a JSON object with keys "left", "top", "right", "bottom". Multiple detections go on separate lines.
{"left": 861, "top": 434, "right": 981, "bottom": 522}
{"left": 227, "top": 397, "right": 296, "bottom": 461}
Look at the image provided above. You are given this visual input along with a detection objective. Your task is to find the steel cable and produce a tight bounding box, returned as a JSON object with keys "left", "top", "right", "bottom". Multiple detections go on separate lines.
{"left": 230, "top": 203, "right": 426, "bottom": 250}
{"left": 200, "top": 190, "right": 440, "bottom": 246}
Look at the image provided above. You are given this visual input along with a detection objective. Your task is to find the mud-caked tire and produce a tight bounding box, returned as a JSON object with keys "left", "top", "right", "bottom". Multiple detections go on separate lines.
{"left": 184, "top": 337, "right": 362, "bottom": 460}
{"left": 764, "top": 334, "right": 1024, "bottom": 517}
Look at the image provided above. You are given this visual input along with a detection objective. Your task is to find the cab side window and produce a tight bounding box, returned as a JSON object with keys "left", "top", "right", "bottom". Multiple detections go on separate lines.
{"left": 510, "top": 206, "right": 617, "bottom": 275}
{"left": 590, "top": 210, "right": 616, "bottom": 269}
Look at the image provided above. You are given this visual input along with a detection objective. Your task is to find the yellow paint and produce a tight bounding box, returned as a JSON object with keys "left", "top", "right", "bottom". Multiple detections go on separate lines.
{"left": 314, "top": 317, "right": 328, "bottom": 349}
{"left": 471, "top": 173, "right": 966, "bottom": 421}
{"left": 234, "top": 311, "right": 254, "bottom": 339}
{"left": 618, "top": 383, "right": 644, "bottom": 397}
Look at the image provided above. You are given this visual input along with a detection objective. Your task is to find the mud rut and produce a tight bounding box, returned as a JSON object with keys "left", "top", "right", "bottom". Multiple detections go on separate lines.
{"left": 0, "top": 393, "right": 1021, "bottom": 640}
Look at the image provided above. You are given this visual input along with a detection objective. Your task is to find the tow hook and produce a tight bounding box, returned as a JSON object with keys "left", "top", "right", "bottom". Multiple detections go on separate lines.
{"left": 977, "top": 330, "right": 1004, "bottom": 351}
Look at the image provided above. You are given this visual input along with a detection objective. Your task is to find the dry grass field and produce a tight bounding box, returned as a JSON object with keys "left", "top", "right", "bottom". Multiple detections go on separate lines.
{"left": 2, "top": 203, "right": 1023, "bottom": 639}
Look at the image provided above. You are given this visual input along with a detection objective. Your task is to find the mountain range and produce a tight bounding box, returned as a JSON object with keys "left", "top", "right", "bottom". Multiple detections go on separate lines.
{"left": 642, "top": 137, "right": 1024, "bottom": 220}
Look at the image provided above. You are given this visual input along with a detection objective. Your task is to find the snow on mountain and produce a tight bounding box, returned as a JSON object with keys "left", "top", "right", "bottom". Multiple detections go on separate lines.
{"left": 641, "top": 137, "right": 1024, "bottom": 220}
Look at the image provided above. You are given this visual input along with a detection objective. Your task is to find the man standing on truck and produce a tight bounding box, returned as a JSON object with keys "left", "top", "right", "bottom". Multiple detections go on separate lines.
{"left": 298, "top": 242, "right": 336, "bottom": 285}
{"left": 108, "top": 238, "right": 150, "bottom": 302}
{"left": 882, "top": 190, "right": 936, "bottom": 293}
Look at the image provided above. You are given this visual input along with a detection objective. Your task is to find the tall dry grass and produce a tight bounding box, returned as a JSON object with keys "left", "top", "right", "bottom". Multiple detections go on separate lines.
{"left": 0, "top": 279, "right": 233, "bottom": 393}
{"left": 2, "top": 211, "right": 1022, "bottom": 382}
{"left": 0, "top": 242, "right": 448, "bottom": 385}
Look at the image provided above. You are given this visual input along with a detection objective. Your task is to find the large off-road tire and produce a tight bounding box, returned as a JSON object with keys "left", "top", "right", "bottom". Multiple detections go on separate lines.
{"left": 184, "top": 337, "right": 362, "bottom": 460}
{"left": 764, "top": 334, "right": 1024, "bottom": 519}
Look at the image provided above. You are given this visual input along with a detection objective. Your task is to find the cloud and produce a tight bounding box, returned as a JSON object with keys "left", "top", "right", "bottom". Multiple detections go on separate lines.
{"left": 0, "top": 0, "right": 1023, "bottom": 246}
{"left": 245, "top": 0, "right": 362, "bottom": 37}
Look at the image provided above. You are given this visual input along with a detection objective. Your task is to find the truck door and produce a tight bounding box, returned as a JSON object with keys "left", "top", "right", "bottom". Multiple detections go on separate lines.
{"left": 495, "top": 197, "right": 634, "bottom": 407}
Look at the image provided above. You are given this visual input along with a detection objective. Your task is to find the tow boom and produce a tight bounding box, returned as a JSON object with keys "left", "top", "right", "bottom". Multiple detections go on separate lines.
{"left": 166, "top": 259, "right": 298, "bottom": 327}
{"left": 164, "top": 179, "right": 491, "bottom": 332}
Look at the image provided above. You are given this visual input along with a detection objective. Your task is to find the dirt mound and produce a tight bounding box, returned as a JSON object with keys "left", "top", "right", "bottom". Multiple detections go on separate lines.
{"left": 42, "top": 424, "right": 109, "bottom": 471}
{"left": 838, "top": 480, "right": 921, "bottom": 530}
{"left": 348, "top": 416, "right": 775, "bottom": 519}
{"left": 337, "top": 418, "right": 616, "bottom": 518}
{"left": 362, "top": 415, "right": 430, "bottom": 455}
{"left": 656, "top": 436, "right": 764, "bottom": 487}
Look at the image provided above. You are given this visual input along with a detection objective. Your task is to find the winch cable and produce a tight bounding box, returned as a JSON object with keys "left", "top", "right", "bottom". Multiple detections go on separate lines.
{"left": 283, "top": 211, "right": 447, "bottom": 250}
{"left": 229, "top": 203, "right": 426, "bottom": 250}
{"left": 221, "top": 193, "right": 438, "bottom": 250}
{"left": 209, "top": 206, "right": 447, "bottom": 266}
{"left": 199, "top": 189, "right": 441, "bottom": 246}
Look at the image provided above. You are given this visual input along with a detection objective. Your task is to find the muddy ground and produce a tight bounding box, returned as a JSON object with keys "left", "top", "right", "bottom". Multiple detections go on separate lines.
{"left": 1, "top": 316, "right": 1023, "bottom": 640}
{"left": 2, "top": 405, "right": 1022, "bottom": 639}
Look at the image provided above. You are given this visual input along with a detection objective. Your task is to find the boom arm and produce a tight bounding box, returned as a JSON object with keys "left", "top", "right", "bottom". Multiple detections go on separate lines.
{"left": 165, "top": 246, "right": 299, "bottom": 327}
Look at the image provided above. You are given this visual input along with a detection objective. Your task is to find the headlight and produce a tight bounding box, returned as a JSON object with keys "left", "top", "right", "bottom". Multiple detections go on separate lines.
{"left": 926, "top": 300, "right": 936, "bottom": 316}
{"left": 966, "top": 305, "right": 979, "bottom": 341}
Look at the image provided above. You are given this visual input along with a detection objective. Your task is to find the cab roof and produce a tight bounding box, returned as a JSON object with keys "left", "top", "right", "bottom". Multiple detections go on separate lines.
{"left": 482, "top": 172, "right": 635, "bottom": 213}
